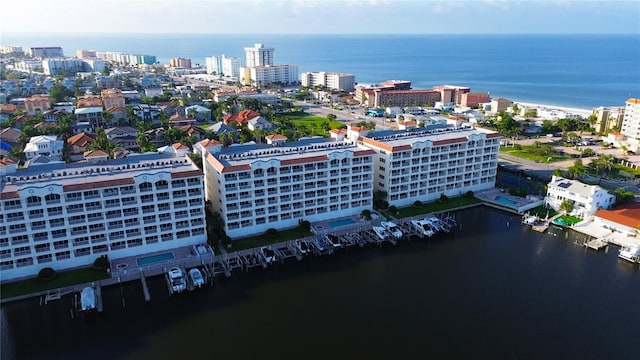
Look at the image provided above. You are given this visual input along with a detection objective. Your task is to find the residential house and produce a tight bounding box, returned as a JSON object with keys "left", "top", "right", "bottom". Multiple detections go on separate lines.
{"left": 222, "top": 109, "right": 260, "bottom": 127}
{"left": 83, "top": 149, "right": 109, "bottom": 164}
{"left": 247, "top": 116, "right": 274, "bottom": 131}
{"left": 208, "top": 122, "right": 239, "bottom": 138}
{"left": 67, "top": 132, "right": 97, "bottom": 161}
{"left": 104, "top": 127, "right": 139, "bottom": 151}
{"left": 24, "top": 95, "right": 51, "bottom": 115}
{"left": 177, "top": 125, "right": 206, "bottom": 142}
{"left": 134, "top": 104, "right": 161, "bottom": 125}
{"left": 101, "top": 88, "right": 126, "bottom": 110}
{"left": 144, "top": 127, "right": 166, "bottom": 148}
{"left": 169, "top": 113, "right": 196, "bottom": 127}
{"left": 23, "top": 135, "right": 64, "bottom": 160}
{"left": 193, "top": 138, "right": 222, "bottom": 157}
{"left": 185, "top": 104, "right": 212, "bottom": 122}
{"left": 76, "top": 95, "right": 103, "bottom": 108}
{"left": 74, "top": 107, "right": 104, "bottom": 132}
{"left": 545, "top": 176, "right": 615, "bottom": 217}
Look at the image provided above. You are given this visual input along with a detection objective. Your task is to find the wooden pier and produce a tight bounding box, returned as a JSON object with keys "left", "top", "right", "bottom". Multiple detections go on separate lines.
{"left": 585, "top": 238, "right": 609, "bottom": 251}
{"left": 140, "top": 272, "right": 151, "bottom": 302}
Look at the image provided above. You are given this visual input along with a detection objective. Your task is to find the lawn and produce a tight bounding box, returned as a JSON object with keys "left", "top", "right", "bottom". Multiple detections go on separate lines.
{"left": 526, "top": 206, "right": 558, "bottom": 219}
{"left": 385, "top": 196, "right": 483, "bottom": 219}
{"left": 281, "top": 111, "right": 344, "bottom": 134}
{"left": 225, "top": 227, "right": 313, "bottom": 252}
{"left": 1, "top": 267, "right": 109, "bottom": 299}
{"left": 500, "top": 146, "right": 569, "bottom": 163}
{"left": 554, "top": 215, "right": 583, "bottom": 226}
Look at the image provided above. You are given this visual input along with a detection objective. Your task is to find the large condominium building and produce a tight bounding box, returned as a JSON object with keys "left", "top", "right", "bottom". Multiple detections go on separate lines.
{"left": 0, "top": 154, "right": 206, "bottom": 282}
{"left": 621, "top": 98, "right": 640, "bottom": 140}
{"left": 239, "top": 64, "right": 299, "bottom": 87}
{"left": 202, "top": 122, "right": 501, "bottom": 238}
{"left": 27, "top": 47, "right": 64, "bottom": 58}
{"left": 244, "top": 43, "right": 274, "bottom": 67}
{"left": 374, "top": 89, "right": 441, "bottom": 108}
{"left": 357, "top": 125, "right": 501, "bottom": 207}
{"left": 170, "top": 58, "right": 192, "bottom": 68}
{"left": 206, "top": 55, "right": 242, "bottom": 77}
{"left": 593, "top": 106, "right": 624, "bottom": 134}
{"left": 42, "top": 58, "right": 84, "bottom": 76}
{"left": 95, "top": 52, "right": 157, "bottom": 66}
{"left": 300, "top": 72, "right": 356, "bottom": 91}
{"left": 203, "top": 138, "right": 376, "bottom": 238}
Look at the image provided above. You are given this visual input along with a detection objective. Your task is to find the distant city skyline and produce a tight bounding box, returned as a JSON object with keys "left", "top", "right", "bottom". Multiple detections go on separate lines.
{"left": 1, "top": 0, "right": 639, "bottom": 35}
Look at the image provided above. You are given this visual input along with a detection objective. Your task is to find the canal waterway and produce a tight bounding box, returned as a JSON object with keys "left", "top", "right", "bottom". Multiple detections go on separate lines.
{"left": 2, "top": 207, "right": 639, "bottom": 360}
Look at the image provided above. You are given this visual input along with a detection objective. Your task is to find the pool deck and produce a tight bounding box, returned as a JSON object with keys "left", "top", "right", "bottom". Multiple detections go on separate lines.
{"left": 475, "top": 188, "right": 544, "bottom": 213}
{"left": 311, "top": 214, "right": 370, "bottom": 235}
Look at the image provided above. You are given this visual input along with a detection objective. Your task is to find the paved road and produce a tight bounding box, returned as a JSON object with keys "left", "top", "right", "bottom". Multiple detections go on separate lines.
{"left": 498, "top": 153, "right": 640, "bottom": 194}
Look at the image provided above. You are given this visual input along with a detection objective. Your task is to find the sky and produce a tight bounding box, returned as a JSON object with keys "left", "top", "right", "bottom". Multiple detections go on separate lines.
{"left": 1, "top": 0, "right": 639, "bottom": 35}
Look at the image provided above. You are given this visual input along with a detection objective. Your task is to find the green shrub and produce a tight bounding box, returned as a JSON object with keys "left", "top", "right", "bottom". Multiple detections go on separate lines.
{"left": 361, "top": 209, "right": 371, "bottom": 220}
{"left": 298, "top": 220, "right": 311, "bottom": 232}
{"left": 413, "top": 200, "right": 423, "bottom": 208}
{"left": 388, "top": 205, "right": 398, "bottom": 214}
{"left": 93, "top": 255, "right": 109, "bottom": 271}
{"left": 38, "top": 267, "right": 57, "bottom": 281}
{"left": 465, "top": 190, "right": 474, "bottom": 197}
{"left": 439, "top": 193, "right": 449, "bottom": 203}
{"left": 265, "top": 228, "right": 279, "bottom": 239}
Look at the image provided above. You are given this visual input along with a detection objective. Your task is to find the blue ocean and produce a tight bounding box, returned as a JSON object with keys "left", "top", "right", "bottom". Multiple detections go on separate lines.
{"left": 2, "top": 33, "right": 639, "bottom": 109}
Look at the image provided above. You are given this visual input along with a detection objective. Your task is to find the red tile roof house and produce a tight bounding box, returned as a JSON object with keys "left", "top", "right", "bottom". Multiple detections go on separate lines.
{"left": 222, "top": 110, "right": 261, "bottom": 127}
{"left": 593, "top": 202, "right": 640, "bottom": 236}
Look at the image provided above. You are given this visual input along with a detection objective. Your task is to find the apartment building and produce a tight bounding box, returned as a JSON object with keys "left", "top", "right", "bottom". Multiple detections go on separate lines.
{"left": 206, "top": 55, "right": 242, "bottom": 77}
{"left": 300, "top": 72, "right": 356, "bottom": 91}
{"left": 244, "top": 43, "right": 274, "bottom": 67}
{"left": 545, "top": 175, "right": 615, "bottom": 217}
{"left": 27, "top": 47, "right": 64, "bottom": 58}
{"left": 203, "top": 138, "right": 376, "bottom": 238}
{"left": 621, "top": 98, "right": 640, "bottom": 140}
{"left": 592, "top": 106, "right": 624, "bottom": 134}
{"left": 0, "top": 154, "right": 206, "bottom": 281}
{"left": 240, "top": 64, "right": 298, "bottom": 87}
{"left": 170, "top": 58, "right": 192, "bottom": 68}
{"left": 357, "top": 125, "right": 501, "bottom": 208}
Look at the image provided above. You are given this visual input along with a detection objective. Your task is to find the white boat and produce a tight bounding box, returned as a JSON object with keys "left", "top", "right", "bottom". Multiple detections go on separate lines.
{"left": 372, "top": 226, "right": 389, "bottom": 241}
{"left": 325, "top": 234, "right": 342, "bottom": 248}
{"left": 188, "top": 268, "right": 205, "bottom": 288}
{"left": 294, "top": 239, "right": 311, "bottom": 255}
{"left": 381, "top": 221, "right": 403, "bottom": 239}
{"left": 168, "top": 267, "right": 186, "bottom": 293}
{"left": 411, "top": 219, "right": 435, "bottom": 238}
{"left": 80, "top": 286, "right": 96, "bottom": 312}
{"left": 522, "top": 215, "right": 538, "bottom": 225}
{"left": 260, "top": 247, "right": 277, "bottom": 264}
{"left": 618, "top": 246, "right": 640, "bottom": 263}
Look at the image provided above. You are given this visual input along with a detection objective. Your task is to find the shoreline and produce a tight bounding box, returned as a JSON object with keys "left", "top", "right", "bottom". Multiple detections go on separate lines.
{"left": 511, "top": 100, "right": 594, "bottom": 117}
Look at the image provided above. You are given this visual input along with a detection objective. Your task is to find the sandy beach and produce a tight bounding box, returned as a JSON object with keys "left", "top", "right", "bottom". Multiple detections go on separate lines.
{"left": 513, "top": 101, "right": 594, "bottom": 117}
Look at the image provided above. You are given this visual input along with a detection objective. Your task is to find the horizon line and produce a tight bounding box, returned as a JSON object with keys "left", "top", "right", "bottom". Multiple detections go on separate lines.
{"left": 2, "top": 32, "right": 638, "bottom": 36}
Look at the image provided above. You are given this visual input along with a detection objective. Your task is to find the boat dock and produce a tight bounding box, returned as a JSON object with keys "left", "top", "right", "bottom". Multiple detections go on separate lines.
{"left": 140, "top": 272, "right": 150, "bottom": 302}
{"left": 584, "top": 237, "right": 609, "bottom": 251}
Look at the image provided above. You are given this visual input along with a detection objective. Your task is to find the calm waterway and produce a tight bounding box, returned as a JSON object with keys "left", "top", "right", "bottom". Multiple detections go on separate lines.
{"left": 2, "top": 207, "right": 639, "bottom": 360}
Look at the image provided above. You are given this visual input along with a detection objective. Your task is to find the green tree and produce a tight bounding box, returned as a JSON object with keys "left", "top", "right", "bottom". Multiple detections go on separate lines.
{"left": 326, "top": 113, "right": 337, "bottom": 122}
{"left": 559, "top": 199, "right": 574, "bottom": 214}
{"left": 495, "top": 111, "right": 519, "bottom": 138}
{"left": 88, "top": 128, "right": 115, "bottom": 155}
{"left": 589, "top": 154, "right": 615, "bottom": 183}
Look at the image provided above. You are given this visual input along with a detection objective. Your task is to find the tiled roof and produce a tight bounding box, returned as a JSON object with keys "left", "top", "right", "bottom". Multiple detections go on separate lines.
{"left": 265, "top": 134, "right": 287, "bottom": 141}
{"left": 67, "top": 132, "right": 97, "bottom": 147}
{"left": 626, "top": 98, "right": 640, "bottom": 105}
{"left": 223, "top": 110, "right": 260, "bottom": 124}
{"left": 594, "top": 202, "right": 640, "bottom": 229}
{"left": 83, "top": 150, "right": 109, "bottom": 157}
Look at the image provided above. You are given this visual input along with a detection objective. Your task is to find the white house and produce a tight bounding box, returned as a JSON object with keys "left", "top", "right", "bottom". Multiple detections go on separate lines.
{"left": 545, "top": 176, "right": 615, "bottom": 217}
{"left": 23, "top": 135, "right": 64, "bottom": 160}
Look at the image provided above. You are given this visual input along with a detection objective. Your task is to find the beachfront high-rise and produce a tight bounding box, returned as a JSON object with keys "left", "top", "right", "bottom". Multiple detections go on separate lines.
{"left": 239, "top": 43, "right": 298, "bottom": 87}
{"left": 0, "top": 153, "right": 207, "bottom": 282}
{"left": 300, "top": 72, "right": 356, "bottom": 91}
{"left": 621, "top": 98, "right": 640, "bottom": 140}
{"left": 244, "top": 43, "right": 274, "bottom": 67}
{"left": 205, "top": 55, "right": 242, "bottom": 77}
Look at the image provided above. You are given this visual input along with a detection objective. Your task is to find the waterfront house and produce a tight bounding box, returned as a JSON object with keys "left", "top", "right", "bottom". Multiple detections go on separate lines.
{"left": 23, "top": 135, "right": 64, "bottom": 160}
{"left": 545, "top": 176, "right": 615, "bottom": 217}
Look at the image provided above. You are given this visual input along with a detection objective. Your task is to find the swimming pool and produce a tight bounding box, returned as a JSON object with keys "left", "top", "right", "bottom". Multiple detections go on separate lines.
{"left": 495, "top": 196, "right": 517, "bottom": 206}
{"left": 137, "top": 252, "right": 174, "bottom": 266}
{"left": 328, "top": 218, "right": 355, "bottom": 228}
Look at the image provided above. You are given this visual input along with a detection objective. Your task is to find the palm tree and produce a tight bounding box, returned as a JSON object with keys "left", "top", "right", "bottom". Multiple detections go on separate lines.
{"left": 590, "top": 154, "right": 615, "bottom": 184}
